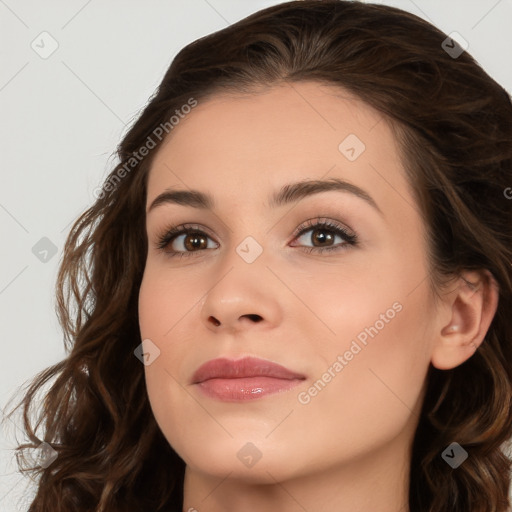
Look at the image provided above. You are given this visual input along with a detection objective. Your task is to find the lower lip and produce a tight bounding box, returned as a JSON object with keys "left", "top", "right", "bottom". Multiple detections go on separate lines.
{"left": 195, "top": 376, "right": 303, "bottom": 401}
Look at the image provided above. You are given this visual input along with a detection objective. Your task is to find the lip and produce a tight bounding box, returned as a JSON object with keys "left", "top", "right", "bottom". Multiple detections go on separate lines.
{"left": 191, "top": 356, "right": 306, "bottom": 402}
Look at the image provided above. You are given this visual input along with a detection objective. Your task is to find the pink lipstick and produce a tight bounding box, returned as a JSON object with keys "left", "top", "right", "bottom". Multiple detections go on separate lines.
{"left": 191, "top": 356, "right": 306, "bottom": 401}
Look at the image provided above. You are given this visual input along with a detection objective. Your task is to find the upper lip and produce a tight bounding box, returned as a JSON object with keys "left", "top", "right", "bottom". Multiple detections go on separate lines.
{"left": 191, "top": 356, "right": 306, "bottom": 384}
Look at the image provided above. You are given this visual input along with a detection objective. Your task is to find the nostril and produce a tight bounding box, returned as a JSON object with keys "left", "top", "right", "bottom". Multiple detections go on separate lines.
{"left": 245, "top": 314, "right": 263, "bottom": 322}
{"left": 209, "top": 316, "right": 221, "bottom": 326}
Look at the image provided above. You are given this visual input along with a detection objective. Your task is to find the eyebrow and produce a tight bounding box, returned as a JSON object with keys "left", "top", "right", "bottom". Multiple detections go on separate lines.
{"left": 147, "top": 178, "right": 382, "bottom": 215}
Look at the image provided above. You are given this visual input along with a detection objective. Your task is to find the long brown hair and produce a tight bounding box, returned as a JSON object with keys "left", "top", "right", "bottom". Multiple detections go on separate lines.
{"left": 4, "top": 1, "right": 512, "bottom": 511}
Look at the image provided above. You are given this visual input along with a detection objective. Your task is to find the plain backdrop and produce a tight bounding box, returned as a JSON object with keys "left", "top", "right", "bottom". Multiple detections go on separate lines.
{"left": 1, "top": 1, "right": 511, "bottom": 510}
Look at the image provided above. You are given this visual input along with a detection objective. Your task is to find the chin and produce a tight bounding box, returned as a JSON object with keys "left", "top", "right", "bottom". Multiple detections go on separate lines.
{"left": 177, "top": 436, "right": 305, "bottom": 483}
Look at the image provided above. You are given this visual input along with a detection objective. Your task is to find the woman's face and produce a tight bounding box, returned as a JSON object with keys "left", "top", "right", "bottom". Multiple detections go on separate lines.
{"left": 138, "top": 81, "right": 439, "bottom": 485}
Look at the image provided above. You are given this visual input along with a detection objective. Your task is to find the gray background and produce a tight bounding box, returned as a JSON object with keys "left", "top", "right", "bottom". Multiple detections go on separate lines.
{"left": 1, "top": 1, "right": 511, "bottom": 510}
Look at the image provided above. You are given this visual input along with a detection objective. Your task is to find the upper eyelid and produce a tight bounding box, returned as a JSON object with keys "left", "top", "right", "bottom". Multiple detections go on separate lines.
{"left": 163, "top": 215, "right": 352, "bottom": 233}
{"left": 163, "top": 219, "right": 350, "bottom": 237}
{"left": 294, "top": 218, "right": 353, "bottom": 234}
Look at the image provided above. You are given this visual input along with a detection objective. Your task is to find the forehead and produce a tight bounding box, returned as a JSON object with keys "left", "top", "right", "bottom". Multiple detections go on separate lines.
{"left": 146, "top": 81, "right": 411, "bottom": 215}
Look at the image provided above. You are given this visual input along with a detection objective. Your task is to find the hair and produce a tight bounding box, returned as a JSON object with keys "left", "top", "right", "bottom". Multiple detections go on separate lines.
{"left": 3, "top": 1, "right": 512, "bottom": 511}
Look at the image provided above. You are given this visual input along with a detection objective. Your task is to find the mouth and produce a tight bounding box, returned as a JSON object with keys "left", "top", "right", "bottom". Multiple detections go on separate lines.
{"left": 191, "top": 356, "right": 306, "bottom": 402}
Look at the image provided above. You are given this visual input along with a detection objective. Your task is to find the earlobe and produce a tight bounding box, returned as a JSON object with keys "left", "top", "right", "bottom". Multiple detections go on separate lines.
{"left": 430, "top": 270, "right": 499, "bottom": 370}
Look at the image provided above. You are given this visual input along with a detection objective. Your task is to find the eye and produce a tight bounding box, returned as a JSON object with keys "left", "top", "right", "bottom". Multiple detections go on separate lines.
{"left": 156, "top": 223, "right": 218, "bottom": 257}
{"left": 290, "top": 218, "right": 358, "bottom": 254}
{"left": 155, "top": 218, "right": 358, "bottom": 258}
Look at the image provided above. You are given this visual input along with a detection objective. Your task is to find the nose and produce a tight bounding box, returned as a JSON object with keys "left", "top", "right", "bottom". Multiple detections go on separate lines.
{"left": 200, "top": 252, "right": 284, "bottom": 335}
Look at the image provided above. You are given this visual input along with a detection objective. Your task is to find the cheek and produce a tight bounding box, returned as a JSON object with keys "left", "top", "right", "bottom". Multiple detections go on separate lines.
{"left": 138, "top": 268, "right": 204, "bottom": 457}
{"left": 335, "top": 288, "right": 431, "bottom": 406}
{"left": 303, "top": 238, "right": 432, "bottom": 359}
{"left": 143, "top": 366, "right": 197, "bottom": 467}
{"left": 138, "top": 265, "right": 199, "bottom": 337}
{"left": 294, "top": 258, "right": 433, "bottom": 433}
{"left": 288, "top": 299, "right": 431, "bottom": 472}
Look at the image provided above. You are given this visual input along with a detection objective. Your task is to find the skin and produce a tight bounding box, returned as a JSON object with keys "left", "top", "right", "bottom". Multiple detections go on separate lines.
{"left": 138, "top": 81, "right": 498, "bottom": 512}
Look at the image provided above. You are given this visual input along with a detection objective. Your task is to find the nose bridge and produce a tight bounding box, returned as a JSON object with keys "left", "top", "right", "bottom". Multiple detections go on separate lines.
{"left": 220, "top": 204, "right": 268, "bottom": 268}
{"left": 212, "top": 232, "right": 269, "bottom": 300}
{"left": 199, "top": 228, "right": 282, "bottom": 331}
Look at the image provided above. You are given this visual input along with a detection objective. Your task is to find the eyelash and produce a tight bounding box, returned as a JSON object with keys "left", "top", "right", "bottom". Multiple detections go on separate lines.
{"left": 155, "top": 218, "right": 358, "bottom": 259}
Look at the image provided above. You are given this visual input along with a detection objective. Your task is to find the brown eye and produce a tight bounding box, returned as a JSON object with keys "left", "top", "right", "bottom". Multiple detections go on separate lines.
{"left": 181, "top": 232, "right": 209, "bottom": 251}
{"left": 310, "top": 228, "right": 336, "bottom": 247}
{"left": 157, "top": 228, "right": 217, "bottom": 255}
{"left": 292, "top": 220, "right": 358, "bottom": 254}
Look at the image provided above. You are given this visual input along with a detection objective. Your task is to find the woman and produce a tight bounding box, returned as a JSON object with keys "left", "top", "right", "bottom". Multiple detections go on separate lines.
{"left": 4, "top": 1, "right": 512, "bottom": 511}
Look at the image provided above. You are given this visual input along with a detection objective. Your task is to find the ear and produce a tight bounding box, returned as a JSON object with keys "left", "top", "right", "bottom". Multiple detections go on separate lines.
{"left": 430, "top": 269, "right": 499, "bottom": 370}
